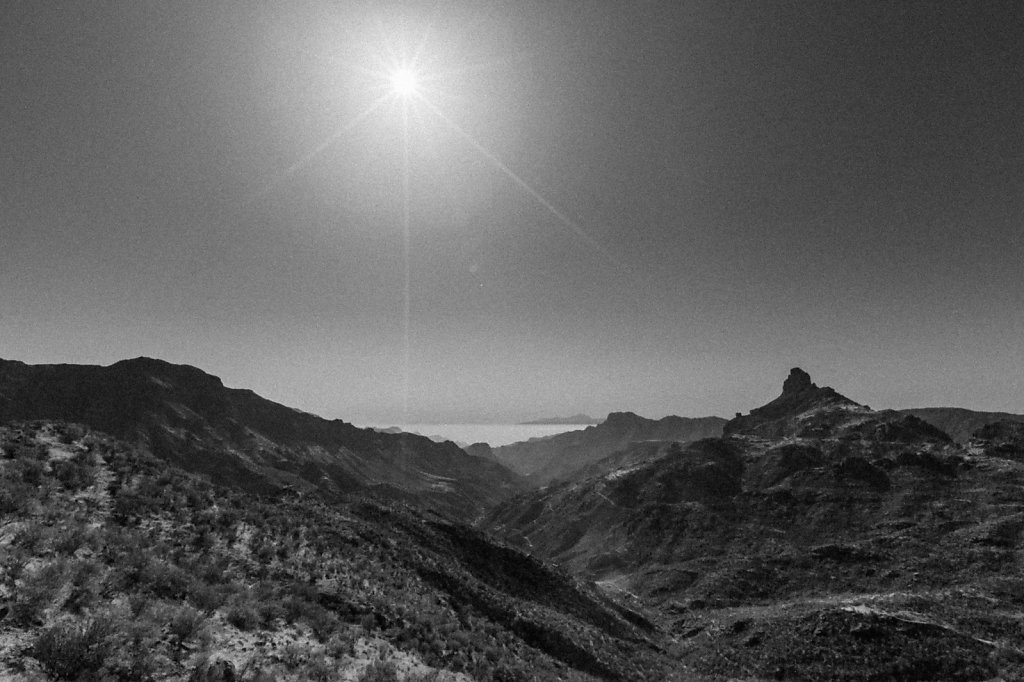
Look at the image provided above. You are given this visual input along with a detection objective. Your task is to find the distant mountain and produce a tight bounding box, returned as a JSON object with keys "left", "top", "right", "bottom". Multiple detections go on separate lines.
{"left": 482, "top": 369, "right": 1024, "bottom": 679}
{"left": 898, "top": 407, "right": 1024, "bottom": 443}
{"left": 723, "top": 367, "right": 950, "bottom": 443}
{"left": 492, "top": 411, "right": 727, "bottom": 483}
{"left": 520, "top": 414, "right": 602, "bottom": 425}
{"left": 0, "top": 357, "right": 525, "bottom": 517}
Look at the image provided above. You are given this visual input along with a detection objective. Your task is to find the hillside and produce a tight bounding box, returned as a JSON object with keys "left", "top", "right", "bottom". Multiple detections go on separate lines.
{"left": 0, "top": 421, "right": 689, "bottom": 681}
{"left": 898, "top": 407, "right": 1024, "bottom": 443}
{"left": 483, "top": 369, "right": 1024, "bottom": 680}
{"left": 0, "top": 358, "right": 524, "bottom": 518}
{"left": 492, "top": 412, "right": 726, "bottom": 484}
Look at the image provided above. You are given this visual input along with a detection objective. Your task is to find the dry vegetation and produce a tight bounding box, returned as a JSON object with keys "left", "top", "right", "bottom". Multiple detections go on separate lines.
{"left": 0, "top": 422, "right": 677, "bottom": 681}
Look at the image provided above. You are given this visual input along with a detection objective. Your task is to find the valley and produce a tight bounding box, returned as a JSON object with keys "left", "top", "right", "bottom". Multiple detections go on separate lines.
{"left": 2, "top": 358, "right": 1024, "bottom": 680}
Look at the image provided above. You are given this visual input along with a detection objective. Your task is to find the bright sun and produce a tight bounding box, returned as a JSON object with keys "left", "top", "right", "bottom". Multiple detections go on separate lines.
{"left": 390, "top": 68, "right": 418, "bottom": 97}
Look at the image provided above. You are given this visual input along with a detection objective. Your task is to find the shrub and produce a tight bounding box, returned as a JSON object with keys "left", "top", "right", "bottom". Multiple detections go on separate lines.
{"left": 167, "top": 603, "right": 206, "bottom": 645}
{"left": 358, "top": 660, "right": 399, "bottom": 682}
{"left": 189, "top": 580, "right": 228, "bottom": 613}
{"left": 139, "top": 559, "right": 192, "bottom": 599}
{"left": 226, "top": 598, "right": 261, "bottom": 631}
{"left": 0, "top": 480, "right": 35, "bottom": 514}
{"left": 11, "top": 560, "right": 66, "bottom": 625}
{"left": 52, "top": 453, "right": 96, "bottom": 490}
{"left": 65, "top": 558, "right": 104, "bottom": 613}
{"left": 303, "top": 603, "right": 340, "bottom": 642}
{"left": 30, "top": 617, "right": 115, "bottom": 680}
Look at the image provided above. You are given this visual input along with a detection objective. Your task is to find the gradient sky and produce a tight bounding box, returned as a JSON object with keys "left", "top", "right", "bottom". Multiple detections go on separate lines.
{"left": 3, "top": 1, "right": 1023, "bottom": 423}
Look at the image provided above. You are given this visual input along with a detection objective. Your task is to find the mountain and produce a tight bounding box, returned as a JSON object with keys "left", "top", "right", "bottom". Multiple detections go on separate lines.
{"left": 724, "top": 367, "right": 951, "bottom": 443}
{"left": 520, "top": 414, "right": 602, "bottom": 425}
{"left": 492, "top": 412, "right": 727, "bottom": 484}
{"left": 0, "top": 421, "right": 683, "bottom": 681}
{"left": 898, "top": 407, "right": 1024, "bottom": 443}
{"left": 0, "top": 357, "right": 524, "bottom": 518}
{"left": 483, "top": 369, "right": 1024, "bottom": 680}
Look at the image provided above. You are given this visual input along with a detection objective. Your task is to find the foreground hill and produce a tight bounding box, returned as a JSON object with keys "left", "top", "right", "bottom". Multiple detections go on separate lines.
{"left": 0, "top": 421, "right": 690, "bottom": 681}
{"left": 492, "top": 412, "right": 726, "bottom": 484}
{"left": 0, "top": 358, "right": 524, "bottom": 518}
{"left": 483, "top": 369, "right": 1024, "bottom": 680}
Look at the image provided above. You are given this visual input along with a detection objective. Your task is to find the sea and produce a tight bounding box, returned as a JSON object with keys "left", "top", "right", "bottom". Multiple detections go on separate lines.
{"left": 359, "top": 423, "right": 591, "bottom": 448}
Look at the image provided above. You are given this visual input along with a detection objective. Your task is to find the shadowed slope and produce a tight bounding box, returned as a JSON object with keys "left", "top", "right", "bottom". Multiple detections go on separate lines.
{"left": 0, "top": 357, "right": 524, "bottom": 518}
{"left": 492, "top": 411, "right": 725, "bottom": 484}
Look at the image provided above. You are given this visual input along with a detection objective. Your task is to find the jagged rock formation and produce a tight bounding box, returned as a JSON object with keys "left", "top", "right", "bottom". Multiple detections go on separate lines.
{"left": 724, "top": 367, "right": 951, "bottom": 444}
{"left": 723, "top": 367, "right": 865, "bottom": 438}
{"left": 0, "top": 357, "right": 524, "bottom": 517}
{"left": 492, "top": 412, "right": 726, "bottom": 484}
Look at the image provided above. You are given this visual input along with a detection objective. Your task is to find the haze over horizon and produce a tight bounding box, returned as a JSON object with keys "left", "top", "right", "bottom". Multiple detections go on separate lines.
{"left": 3, "top": 2, "right": 1023, "bottom": 423}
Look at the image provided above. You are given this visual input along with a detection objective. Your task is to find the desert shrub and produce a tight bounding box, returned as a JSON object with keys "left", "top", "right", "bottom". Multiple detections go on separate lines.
{"left": 0, "top": 479, "right": 35, "bottom": 514}
{"left": 226, "top": 597, "right": 261, "bottom": 631}
{"left": 189, "top": 579, "right": 229, "bottom": 613}
{"left": 11, "top": 560, "right": 66, "bottom": 625}
{"left": 302, "top": 656, "right": 337, "bottom": 682}
{"left": 57, "top": 424, "right": 86, "bottom": 444}
{"left": 358, "top": 660, "right": 399, "bottom": 682}
{"left": 65, "top": 558, "right": 105, "bottom": 613}
{"left": 30, "top": 617, "right": 115, "bottom": 680}
{"left": 326, "top": 629, "right": 358, "bottom": 659}
{"left": 167, "top": 603, "right": 207, "bottom": 645}
{"left": 16, "top": 457, "right": 45, "bottom": 485}
{"left": 103, "top": 617, "right": 161, "bottom": 681}
{"left": 53, "top": 522, "right": 95, "bottom": 554}
{"left": 139, "top": 558, "right": 192, "bottom": 599}
{"left": 52, "top": 452, "right": 96, "bottom": 490}
{"left": 303, "top": 602, "right": 340, "bottom": 642}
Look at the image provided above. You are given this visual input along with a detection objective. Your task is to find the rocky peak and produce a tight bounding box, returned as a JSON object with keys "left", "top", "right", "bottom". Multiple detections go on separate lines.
{"left": 724, "top": 368, "right": 861, "bottom": 439}
{"left": 602, "top": 411, "right": 647, "bottom": 429}
{"left": 782, "top": 367, "right": 815, "bottom": 395}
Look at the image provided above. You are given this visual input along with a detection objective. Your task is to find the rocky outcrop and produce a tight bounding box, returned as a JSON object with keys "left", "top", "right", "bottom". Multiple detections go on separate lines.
{"left": 724, "top": 368, "right": 864, "bottom": 438}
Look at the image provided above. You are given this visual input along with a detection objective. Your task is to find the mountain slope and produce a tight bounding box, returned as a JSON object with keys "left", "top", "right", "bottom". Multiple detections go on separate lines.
{"left": 482, "top": 369, "right": 1024, "bottom": 680}
{"left": 0, "top": 421, "right": 686, "bottom": 681}
{"left": 0, "top": 357, "right": 524, "bottom": 518}
{"left": 492, "top": 412, "right": 726, "bottom": 484}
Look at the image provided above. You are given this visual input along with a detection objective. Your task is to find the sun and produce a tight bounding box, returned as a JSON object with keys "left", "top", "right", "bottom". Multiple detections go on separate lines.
{"left": 389, "top": 68, "right": 419, "bottom": 98}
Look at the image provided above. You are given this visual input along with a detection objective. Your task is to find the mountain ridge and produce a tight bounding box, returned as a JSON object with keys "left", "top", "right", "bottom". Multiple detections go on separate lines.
{"left": 492, "top": 411, "right": 727, "bottom": 484}
{"left": 0, "top": 356, "right": 525, "bottom": 518}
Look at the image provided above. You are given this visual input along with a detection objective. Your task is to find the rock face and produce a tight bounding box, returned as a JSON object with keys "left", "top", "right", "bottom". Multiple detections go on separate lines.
{"left": 0, "top": 357, "right": 525, "bottom": 517}
{"left": 492, "top": 412, "right": 727, "bottom": 484}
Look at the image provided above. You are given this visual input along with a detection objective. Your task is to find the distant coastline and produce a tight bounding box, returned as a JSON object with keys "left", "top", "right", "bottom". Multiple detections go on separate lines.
{"left": 519, "top": 414, "right": 601, "bottom": 425}
{"left": 361, "top": 423, "right": 590, "bottom": 448}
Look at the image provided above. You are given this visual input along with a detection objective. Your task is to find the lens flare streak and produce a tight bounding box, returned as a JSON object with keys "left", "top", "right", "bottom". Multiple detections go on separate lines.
{"left": 419, "top": 98, "right": 624, "bottom": 269}
{"left": 243, "top": 94, "right": 391, "bottom": 206}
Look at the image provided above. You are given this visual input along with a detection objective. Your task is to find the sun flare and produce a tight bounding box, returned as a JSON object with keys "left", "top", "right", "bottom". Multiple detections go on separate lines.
{"left": 390, "top": 68, "right": 418, "bottom": 98}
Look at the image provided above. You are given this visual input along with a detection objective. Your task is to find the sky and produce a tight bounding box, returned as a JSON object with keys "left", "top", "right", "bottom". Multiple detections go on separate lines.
{"left": 3, "top": 1, "right": 1023, "bottom": 423}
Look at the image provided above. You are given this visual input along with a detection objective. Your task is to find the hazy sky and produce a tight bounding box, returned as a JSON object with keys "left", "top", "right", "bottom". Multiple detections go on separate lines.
{"left": 3, "top": 1, "right": 1023, "bottom": 423}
